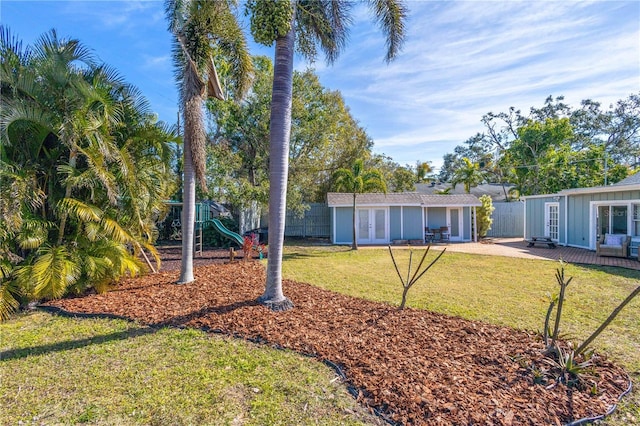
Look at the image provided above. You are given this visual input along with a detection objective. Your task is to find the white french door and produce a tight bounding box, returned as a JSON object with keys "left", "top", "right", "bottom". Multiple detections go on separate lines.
{"left": 447, "top": 208, "right": 463, "bottom": 241}
{"left": 356, "top": 208, "right": 387, "bottom": 244}
{"left": 545, "top": 202, "right": 559, "bottom": 241}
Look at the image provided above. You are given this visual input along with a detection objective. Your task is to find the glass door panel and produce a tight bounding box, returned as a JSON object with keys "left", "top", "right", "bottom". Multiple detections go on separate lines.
{"left": 357, "top": 209, "right": 370, "bottom": 243}
{"left": 612, "top": 206, "right": 628, "bottom": 234}
{"left": 545, "top": 203, "right": 559, "bottom": 241}
{"left": 374, "top": 209, "right": 386, "bottom": 240}
{"left": 450, "top": 209, "right": 460, "bottom": 239}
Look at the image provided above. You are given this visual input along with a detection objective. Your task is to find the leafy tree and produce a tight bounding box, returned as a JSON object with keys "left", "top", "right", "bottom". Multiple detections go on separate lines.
{"left": 332, "top": 159, "right": 387, "bottom": 250}
{"left": 165, "top": 0, "right": 253, "bottom": 284}
{"left": 245, "top": 0, "right": 408, "bottom": 310}
{"left": 204, "top": 57, "right": 373, "bottom": 220}
{"left": 0, "top": 28, "right": 177, "bottom": 319}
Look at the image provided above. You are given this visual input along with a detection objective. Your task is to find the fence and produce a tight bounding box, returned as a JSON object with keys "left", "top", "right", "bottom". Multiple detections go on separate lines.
{"left": 485, "top": 201, "right": 524, "bottom": 238}
{"left": 284, "top": 203, "right": 331, "bottom": 238}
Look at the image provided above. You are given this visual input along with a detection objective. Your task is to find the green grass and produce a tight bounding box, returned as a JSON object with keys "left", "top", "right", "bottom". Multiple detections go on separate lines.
{"left": 281, "top": 245, "right": 640, "bottom": 424}
{"left": 0, "top": 312, "right": 379, "bottom": 426}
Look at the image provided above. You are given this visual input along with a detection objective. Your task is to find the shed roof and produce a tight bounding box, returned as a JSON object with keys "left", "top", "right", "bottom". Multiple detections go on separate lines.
{"left": 327, "top": 192, "right": 481, "bottom": 207}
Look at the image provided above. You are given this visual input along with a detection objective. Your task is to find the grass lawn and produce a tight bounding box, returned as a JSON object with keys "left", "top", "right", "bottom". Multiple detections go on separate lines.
{"left": 0, "top": 312, "right": 380, "bottom": 425}
{"left": 281, "top": 245, "right": 640, "bottom": 424}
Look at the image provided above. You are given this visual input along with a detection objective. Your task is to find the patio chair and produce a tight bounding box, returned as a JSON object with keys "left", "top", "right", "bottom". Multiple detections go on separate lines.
{"left": 439, "top": 226, "right": 450, "bottom": 243}
{"left": 425, "top": 227, "right": 435, "bottom": 242}
{"left": 596, "top": 234, "right": 630, "bottom": 258}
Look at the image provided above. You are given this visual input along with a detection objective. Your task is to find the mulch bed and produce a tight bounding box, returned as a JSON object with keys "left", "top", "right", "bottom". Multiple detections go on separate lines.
{"left": 43, "top": 251, "right": 631, "bottom": 425}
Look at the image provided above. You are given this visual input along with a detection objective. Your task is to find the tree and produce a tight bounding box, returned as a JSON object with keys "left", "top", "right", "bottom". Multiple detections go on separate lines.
{"left": 0, "top": 28, "right": 177, "bottom": 319}
{"left": 332, "top": 159, "right": 387, "bottom": 250}
{"left": 451, "top": 158, "right": 485, "bottom": 193}
{"left": 246, "top": 0, "right": 407, "bottom": 310}
{"left": 165, "top": 0, "right": 253, "bottom": 284}
{"left": 416, "top": 161, "right": 434, "bottom": 183}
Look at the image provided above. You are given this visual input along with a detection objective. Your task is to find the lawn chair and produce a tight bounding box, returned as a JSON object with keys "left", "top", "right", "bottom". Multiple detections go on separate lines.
{"left": 439, "top": 226, "right": 450, "bottom": 243}
{"left": 425, "top": 227, "right": 435, "bottom": 242}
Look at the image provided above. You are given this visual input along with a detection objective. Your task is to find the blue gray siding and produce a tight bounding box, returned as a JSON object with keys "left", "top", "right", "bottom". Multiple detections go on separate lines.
{"left": 334, "top": 207, "right": 353, "bottom": 244}
{"left": 427, "top": 207, "right": 446, "bottom": 229}
{"left": 402, "top": 207, "right": 423, "bottom": 240}
{"left": 390, "top": 207, "right": 402, "bottom": 240}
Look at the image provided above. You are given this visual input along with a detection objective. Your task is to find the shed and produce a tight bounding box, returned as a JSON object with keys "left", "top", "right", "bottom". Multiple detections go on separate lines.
{"left": 327, "top": 192, "right": 481, "bottom": 245}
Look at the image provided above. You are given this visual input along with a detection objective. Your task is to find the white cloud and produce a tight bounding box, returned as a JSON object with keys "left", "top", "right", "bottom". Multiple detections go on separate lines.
{"left": 315, "top": 0, "right": 640, "bottom": 166}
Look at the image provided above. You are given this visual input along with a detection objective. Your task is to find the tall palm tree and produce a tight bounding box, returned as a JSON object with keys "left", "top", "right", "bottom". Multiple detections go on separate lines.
{"left": 451, "top": 157, "right": 485, "bottom": 193}
{"left": 247, "top": 0, "right": 407, "bottom": 310}
{"left": 333, "top": 159, "right": 387, "bottom": 250}
{"left": 165, "top": 0, "right": 253, "bottom": 284}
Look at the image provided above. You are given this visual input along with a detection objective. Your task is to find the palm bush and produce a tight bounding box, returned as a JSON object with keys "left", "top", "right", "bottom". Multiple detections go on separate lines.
{"left": 0, "top": 27, "right": 178, "bottom": 319}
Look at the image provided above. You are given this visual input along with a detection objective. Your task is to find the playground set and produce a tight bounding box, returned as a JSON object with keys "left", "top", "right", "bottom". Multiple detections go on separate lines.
{"left": 160, "top": 201, "right": 246, "bottom": 257}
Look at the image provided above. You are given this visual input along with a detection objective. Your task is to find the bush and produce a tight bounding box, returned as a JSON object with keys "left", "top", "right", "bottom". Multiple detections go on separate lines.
{"left": 477, "top": 194, "right": 495, "bottom": 238}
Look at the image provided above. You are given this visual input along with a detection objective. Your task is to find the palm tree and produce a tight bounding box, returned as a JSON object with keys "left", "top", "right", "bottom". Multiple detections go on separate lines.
{"left": 247, "top": 0, "right": 407, "bottom": 310}
{"left": 1, "top": 28, "right": 177, "bottom": 319}
{"left": 451, "top": 157, "right": 485, "bottom": 193}
{"left": 416, "top": 161, "right": 433, "bottom": 183}
{"left": 165, "top": 0, "right": 253, "bottom": 284}
{"left": 333, "top": 159, "right": 387, "bottom": 250}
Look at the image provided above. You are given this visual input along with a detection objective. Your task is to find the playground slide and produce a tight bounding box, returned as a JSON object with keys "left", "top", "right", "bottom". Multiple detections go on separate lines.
{"left": 207, "top": 218, "right": 245, "bottom": 246}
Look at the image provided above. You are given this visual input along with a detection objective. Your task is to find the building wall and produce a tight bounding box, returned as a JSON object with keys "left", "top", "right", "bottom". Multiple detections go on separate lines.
{"left": 402, "top": 207, "right": 423, "bottom": 240}
{"left": 390, "top": 207, "right": 402, "bottom": 240}
{"left": 567, "top": 190, "right": 640, "bottom": 248}
{"left": 333, "top": 207, "right": 353, "bottom": 244}
{"left": 426, "top": 207, "right": 446, "bottom": 230}
{"left": 524, "top": 196, "right": 562, "bottom": 241}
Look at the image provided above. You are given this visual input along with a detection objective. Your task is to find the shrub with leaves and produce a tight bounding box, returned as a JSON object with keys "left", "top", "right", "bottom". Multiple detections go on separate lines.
{"left": 476, "top": 194, "right": 495, "bottom": 238}
{"left": 535, "top": 261, "right": 640, "bottom": 389}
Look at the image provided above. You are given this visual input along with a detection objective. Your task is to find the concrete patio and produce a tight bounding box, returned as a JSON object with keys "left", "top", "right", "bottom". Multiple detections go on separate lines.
{"left": 433, "top": 238, "right": 640, "bottom": 271}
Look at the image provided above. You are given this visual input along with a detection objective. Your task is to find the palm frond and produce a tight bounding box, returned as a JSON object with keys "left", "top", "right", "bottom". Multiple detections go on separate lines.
{"left": 0, "top": 259, "right": 20, "bottom": 321}
{"left": 57, "top": 197, "right": 103, "bottom": 223}
{"left": 17, "top": 245, "right": 80, "bottom": 299}
{"left": 368, "top": 0, "right": 407, "bottom": 62}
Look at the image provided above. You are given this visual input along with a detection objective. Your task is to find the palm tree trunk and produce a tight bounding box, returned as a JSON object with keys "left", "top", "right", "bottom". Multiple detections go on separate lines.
{"left": 352, "top": 193, "right": 358, "bottom": 250}
{"left": 57, "top": 148, "right": 77, "bottom": 244}
{"left": 259, "top": 26, "right": 294, "bottom": 311}
{"left": 177, "top": 94, "right": 200, "bottom": 284}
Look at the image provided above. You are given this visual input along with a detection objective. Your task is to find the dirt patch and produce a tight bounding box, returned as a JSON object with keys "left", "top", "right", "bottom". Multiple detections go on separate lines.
{"left": 44, "top": 260, "right": 630, "bottom": 425}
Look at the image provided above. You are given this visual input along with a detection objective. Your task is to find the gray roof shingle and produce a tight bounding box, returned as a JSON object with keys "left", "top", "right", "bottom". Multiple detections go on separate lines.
{"left": 327, "top": 192, "right": 481, "bottom": 207}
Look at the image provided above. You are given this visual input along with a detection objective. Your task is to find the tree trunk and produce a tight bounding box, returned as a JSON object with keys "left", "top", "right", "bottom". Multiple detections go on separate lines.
{"left": 352, "top": 193, "right": 358, "bottom": 250}
{"left": 259, "top": 26, "right": 295, "bottom": 311}
{"left": 177, "top": 93, "right": 200, "bottom": 284}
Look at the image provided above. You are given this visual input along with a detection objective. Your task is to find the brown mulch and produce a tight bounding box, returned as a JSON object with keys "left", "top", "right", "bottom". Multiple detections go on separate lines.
{"left": 44, "top": 253, "right": 630, "bottom": 426}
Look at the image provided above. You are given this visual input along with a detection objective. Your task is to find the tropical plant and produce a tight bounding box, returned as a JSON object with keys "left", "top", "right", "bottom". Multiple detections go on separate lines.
{"left": 165, "top": 0, "right": 253, "bottom": 284}
{"left": 245, "top": 0, "right": 408, "bottom": 310}
{"left": 451, "top": 157, "right": 485, "bottom": 193}
{"left": 476, "top": 194, "right": 494, "bottom": 238}
{"left": 332, "top": 159, "right": 387, "bottom": 250}
{"left": 0, "top": 27, "right": 177, "bottom": 320}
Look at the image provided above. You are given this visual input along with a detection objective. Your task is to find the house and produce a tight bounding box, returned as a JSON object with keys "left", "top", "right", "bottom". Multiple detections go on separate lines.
{"left": 326, "top": 192, "right": 481, "bottom": 245}
{"left": 522, "top": 172, "right": 640, "bottom": 257}
{"left": 415, "top": 182, "right": 514, "bottom": 202}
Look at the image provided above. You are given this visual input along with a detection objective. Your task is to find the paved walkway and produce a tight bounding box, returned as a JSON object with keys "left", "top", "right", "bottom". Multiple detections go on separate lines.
{"left": 426, "top": 238, "right": 640, "bottom": 271}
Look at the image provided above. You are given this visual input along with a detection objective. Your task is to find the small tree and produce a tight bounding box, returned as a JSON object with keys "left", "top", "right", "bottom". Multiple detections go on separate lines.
{"left": 476, "top": 194, "right": 495, "bottom": 238}
{"left": 388, "top": 245, "right": 445, "bottom": 309}
{"left": 332, "top": 159, "right": 387, "bottom": 250}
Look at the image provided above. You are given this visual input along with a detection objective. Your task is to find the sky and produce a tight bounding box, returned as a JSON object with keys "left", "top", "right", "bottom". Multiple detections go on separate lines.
{"left": 2, "top": 1, "right": 639, "bottom": 172}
